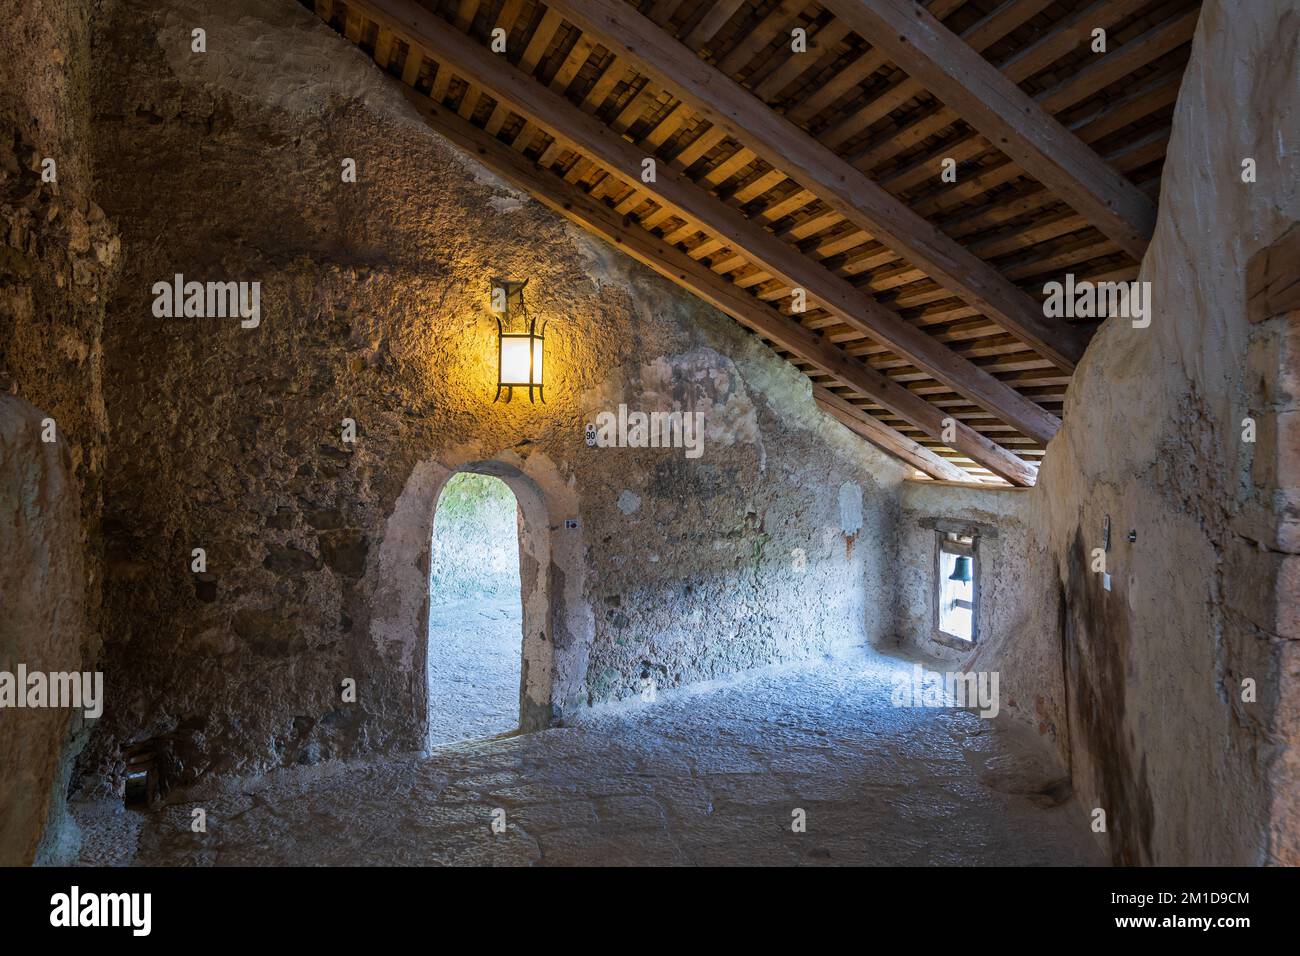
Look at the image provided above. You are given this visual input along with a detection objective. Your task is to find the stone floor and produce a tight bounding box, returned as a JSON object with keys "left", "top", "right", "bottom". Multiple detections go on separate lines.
{"left": 73, "top": 644, "right": 1106, "bottom": 866}
{"left": 427, "top": 596, "right": 522, "bottom": 747}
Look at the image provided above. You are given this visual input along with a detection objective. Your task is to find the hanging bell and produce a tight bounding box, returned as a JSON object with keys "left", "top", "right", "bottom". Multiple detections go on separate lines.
{"left": 949, "top": 555, "right": 972, "bottom": 583}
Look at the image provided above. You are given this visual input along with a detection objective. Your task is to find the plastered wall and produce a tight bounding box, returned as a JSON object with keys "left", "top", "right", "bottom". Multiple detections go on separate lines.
{"left": 897, "top": 0, "right": 1299, "bottom": 865}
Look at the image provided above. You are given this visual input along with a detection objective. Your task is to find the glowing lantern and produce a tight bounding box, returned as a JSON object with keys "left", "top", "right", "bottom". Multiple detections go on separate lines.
{"left": 493, "top": 279, "right": 545, "bottom": 404}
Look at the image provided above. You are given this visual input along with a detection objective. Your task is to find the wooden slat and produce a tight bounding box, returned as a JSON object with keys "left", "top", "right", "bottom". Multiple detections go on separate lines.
{"left": 684, "top": 0, "right": 747, "bottom": 50}
{"left": 548, "top": 29, "right": 595, "bottom": 91}
{"left": 455, "top": 0, "right": 481, "bottom": 32}
{"left": 1247, "top": 224, "right": 1300, "bottom": 323}
{"left": 401, "top": 43, "right": 424, "bottom": 86}
{"left": 814, "top": 386, "right": 972, "bottom": 481}
{"left": 344, "top": 9, "right": 364, "bottom": 42}
{"left": 373, "top": 26, "right": 396, "bottom": 69}
{"left": 819, "top": 0, "right": 1157, "bottom": 258}
{"left": 546, "top": 0, "right": 1088, "bottom": 377}
{"left": 716, "top": 0, "right": 803, "bottom": 75}
{"left": 818, "top": 0, "right": 1053, "bottom": 150}
{"left": 784, "top": 0, "right": 962, "bottom": 123}
{"left": 752, "top": 19, "right": 852, "bottom": 102}
{"left": 519, "top": 7, "right": 563, "bottom": 74}
{"left": 786, "top": 48, "right": 888, "bottom": 125}
{"left": 580, "top": 54, "right": 625, "bottom": 112}
{"left": 397, "top": 85, "right": 1038, "bottom": 485}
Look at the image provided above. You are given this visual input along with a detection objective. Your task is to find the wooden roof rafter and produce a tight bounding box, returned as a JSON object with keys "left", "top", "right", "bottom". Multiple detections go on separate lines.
{"left": 308, "top": 0, "right": 1201, "bottom": 485}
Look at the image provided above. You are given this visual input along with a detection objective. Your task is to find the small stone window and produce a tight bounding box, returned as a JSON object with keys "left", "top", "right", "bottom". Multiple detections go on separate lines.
{"left": 935, "top": 531, "right": 978, "bottom": 645}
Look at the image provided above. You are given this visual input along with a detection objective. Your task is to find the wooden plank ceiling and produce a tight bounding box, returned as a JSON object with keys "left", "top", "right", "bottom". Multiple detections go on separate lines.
{"left": 305, "top": 0, "right": 1200, "bottom": 485}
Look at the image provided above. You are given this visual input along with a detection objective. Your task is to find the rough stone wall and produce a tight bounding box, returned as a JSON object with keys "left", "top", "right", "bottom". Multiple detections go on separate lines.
{"left": 895, "top": 0, "right": 1298, "bottom": 865}
{"left": 1038, "top": 0, "right": 1296, "bottom": 866}
{"left": 895, "top": 482, "right": 1068, "bottom": 763}
{"left": 77, "top": 0, "right": 907, "bottom": 796}
{"left": 0, "top": 398, "right": 88, "bottom": 865}
{"left": 0, "top": 0, "right": 120, "bottom": 863}
{"left": 0, "top": 0, "right": 117, "bottom": 536}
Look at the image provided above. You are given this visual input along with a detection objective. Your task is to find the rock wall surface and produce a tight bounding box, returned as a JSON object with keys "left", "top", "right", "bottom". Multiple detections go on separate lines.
{"left": 76, "top": 0, "right": 908, "bottom": 796}
{"left": 0, "top": 398, "right": 88, "bottom": 865}
{"left": 0, "top": 0, "right": 119, "bottom": 863}
{"left": 1039, "top": 0, "right": 1297, "bottom": 866}
{"left": 896, "top": 482, "right": 1068, "bottom": 764}
{"left": 895, "top": 0, "right": 1299, "bottom": 865}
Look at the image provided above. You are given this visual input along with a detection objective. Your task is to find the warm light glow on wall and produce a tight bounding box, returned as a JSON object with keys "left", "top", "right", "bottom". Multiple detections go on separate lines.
{"left": 493, "top": 279, "right": 545, "bottom": 403}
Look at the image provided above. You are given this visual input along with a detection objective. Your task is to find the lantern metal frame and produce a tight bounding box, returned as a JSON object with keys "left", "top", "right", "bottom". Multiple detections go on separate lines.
{"left": 492, "top": 278, "right": 546, "bottom": 404}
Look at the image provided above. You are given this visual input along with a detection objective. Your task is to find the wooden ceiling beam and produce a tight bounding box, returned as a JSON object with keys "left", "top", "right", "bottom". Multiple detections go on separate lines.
{"left": 357, "top": 0, "right": 1062, "bottom": 450}
{"left": 542, "top": 0, "right": 1087, "bottom": 375}
{"left": 818, "top": 0, "right": 1054, "bottom": 151}
{"left": 819, "top": 0, "right": 1157, "bottom": 261}
{"left": 784, "top": 0, "right": 965, "bottom": 124}
{"left": 814, "top": 387, "right": 973, "bottom": 482}
{"left": 844, "top": 0, "right": 1156, "bottom": 177}
{"left": 765, "top": 34, "right": 1181, "bottom": 265}
{"left": 865, "top": 5, "right": 1192, "bottom": 182}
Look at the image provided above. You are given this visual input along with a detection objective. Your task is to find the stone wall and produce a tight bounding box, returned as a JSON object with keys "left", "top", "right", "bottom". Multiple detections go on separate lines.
{"left": 1039, "top": 0, "right": 1297, "bottom": 866}
{"left": 15, "top": 0, "right": 1289, "bottom": 871}
{"left": 896, "top": 481, "right": 1068, "bottom": 763}
{"left": 75, "top": 0, "right": 908, "bottom": 796}
{"left": 0, "top": 398, "right": 89, "bottom": 865}
{"left": 0, "top": 0, "right": 119, "bottom": 863}
{"left": 894, "top": 0, "right": 1299, "bottom": 865}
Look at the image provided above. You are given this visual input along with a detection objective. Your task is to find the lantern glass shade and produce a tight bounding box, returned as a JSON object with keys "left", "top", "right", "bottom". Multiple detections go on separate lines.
{"left": 499, "top": 333, "right": 543, "bottom": 388}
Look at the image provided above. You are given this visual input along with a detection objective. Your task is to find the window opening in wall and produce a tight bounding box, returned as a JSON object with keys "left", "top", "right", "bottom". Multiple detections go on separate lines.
{"left": 937, "top": 531, "right": 977, "bottom": 643}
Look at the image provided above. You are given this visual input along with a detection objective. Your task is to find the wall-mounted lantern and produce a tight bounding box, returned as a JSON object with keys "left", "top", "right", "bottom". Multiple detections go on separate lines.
{"left": 493, "top": 278, "right": 545, "bottom": 404}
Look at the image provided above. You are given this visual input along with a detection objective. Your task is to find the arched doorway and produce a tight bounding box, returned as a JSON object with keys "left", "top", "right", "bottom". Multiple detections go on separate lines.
{"left": 421, "top": 461, "right": 554, "bottom": 747}
{"left": 427, "top": 472, "right": 522, "bottom": 744}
